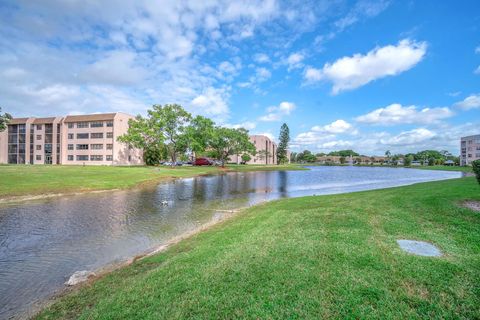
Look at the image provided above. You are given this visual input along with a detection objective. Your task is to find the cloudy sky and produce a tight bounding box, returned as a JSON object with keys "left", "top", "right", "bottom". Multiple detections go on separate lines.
{"left": 1, "top": 0, "right": 479, "bottom": 155}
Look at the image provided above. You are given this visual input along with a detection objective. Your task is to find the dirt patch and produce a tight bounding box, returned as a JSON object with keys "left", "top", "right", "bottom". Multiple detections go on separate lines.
{"left": 460, "top": 200, "right": 480, "bottom": 212}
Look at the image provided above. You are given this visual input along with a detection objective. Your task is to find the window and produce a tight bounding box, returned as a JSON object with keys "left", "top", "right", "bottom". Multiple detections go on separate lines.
{"left": 77, "top": 122, "right": 89, "bottom": 128}
{"left": 67, "top": 123, "right": 74, "bottom": 128}
{"left": 106, "top": 121, "right": 113, "bottom": 127}
{"left": 36, "top": 124, "right": 42, "bottom": 130}
{"left": 106, "top": 144, "right": 113, "bottom": 150}
{"left": 68, "top": 133, "right": 74, "bottom": 139}
{"left": 68, "top": 144, "right": 74, "bottom": 150}
{"left": 90, "top": 121, "right": 103, "bottom": 128}
{"left": 76, "top": 133, "right": 89, "bottom": 139}
{"left": 91, "top": 132, "right": 103, "bottom": 139}
{"left": 68, "top": 155, "right": 74, "bottom": 161}
{"left": 106, "top": 132, "right": 113, "bottom": 139}
{"left": 76, "top": 155, "right": 88, "bottom": 161}
{"left": 90, "top": 155, "right": 103, "bottom": 161}
{"left": 36, "top": 135, "right": 42, "bottom": 140}
{"left": 36, "top": 155, "right": 41, "bottom": 161}
{"left": 128, "top": 155, "right": 132, "bottom": 162}
{"left": 468, "top": 154, "right": 472, "bottom": 158}
{"left": 36, "top": 145, "right": 42, "bottom": 150}
{"left": 90, "top": 144, "right": 103, "bottom": 150}
{"left": 106, "top": 155, "right": 113, "bottom": 161}
{"left": 76, "top": 144, "right": 89, "bottom": 150}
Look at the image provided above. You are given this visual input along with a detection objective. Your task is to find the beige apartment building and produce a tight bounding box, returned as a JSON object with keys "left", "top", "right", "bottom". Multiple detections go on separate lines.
{"left": 460, "top": 134, "right": 480, "bottom": 166}
{"left": 0, "top": 113, "right": 143, "bottom": 165}
{"left": 230, "top": 134, "right": 281, "bottom": 165}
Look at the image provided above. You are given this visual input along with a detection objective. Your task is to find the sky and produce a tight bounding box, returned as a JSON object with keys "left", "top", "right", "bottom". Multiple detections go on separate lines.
{"left": 0, "top": 0, "right": 479, "bottom": 156}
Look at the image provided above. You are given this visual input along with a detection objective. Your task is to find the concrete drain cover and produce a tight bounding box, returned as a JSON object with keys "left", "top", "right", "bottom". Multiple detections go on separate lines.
{"left": 396, "top": 239, "right": 442, "bottom": 257}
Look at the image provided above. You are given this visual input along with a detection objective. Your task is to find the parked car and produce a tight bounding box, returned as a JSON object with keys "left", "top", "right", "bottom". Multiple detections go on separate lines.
{"left": 194, "top": 158, "right": 213, "bottom": 166}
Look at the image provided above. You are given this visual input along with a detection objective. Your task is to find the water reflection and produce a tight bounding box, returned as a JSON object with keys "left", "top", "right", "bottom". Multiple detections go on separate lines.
{"left": 0, "top": 166, "right": 461, "bottom": 319}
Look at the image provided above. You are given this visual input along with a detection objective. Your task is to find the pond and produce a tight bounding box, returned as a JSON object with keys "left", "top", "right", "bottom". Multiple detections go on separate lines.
{"left": 0, "top": 166, "right": 462, "bottom": 319}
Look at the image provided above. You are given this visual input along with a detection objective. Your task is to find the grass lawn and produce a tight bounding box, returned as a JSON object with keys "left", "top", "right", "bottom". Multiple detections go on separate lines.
{"left": 36, "top": 177, "right": 480, "bottom": 319}
{"left": 411, "top": 165, "right": 473, "bottom": 173}
{"left": 0, "top": 164, "right": 304, "bottom": 199}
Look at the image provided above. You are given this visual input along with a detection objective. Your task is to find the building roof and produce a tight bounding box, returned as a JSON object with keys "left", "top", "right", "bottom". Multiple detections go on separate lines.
{"left": 8, "top": 118, "right": 30, "bottom": 125}
{"left": 63, "top": 113, "right": 117, "bottom": 123}
{"left": 33, "top": 117, "right": 57, "bottom": 124}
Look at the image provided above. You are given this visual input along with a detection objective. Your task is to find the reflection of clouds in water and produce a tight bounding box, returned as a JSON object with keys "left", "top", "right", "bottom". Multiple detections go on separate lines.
{"left": 0, "top": 167, "right": 462, "bottom": 319}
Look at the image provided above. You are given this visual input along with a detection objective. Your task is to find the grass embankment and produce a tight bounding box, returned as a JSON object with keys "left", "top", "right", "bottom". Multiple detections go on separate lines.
{"left": 412, "top": 165, "right": 473, "bottom": 173}
{"left": 0, "top": 164, "right": 303, "bottom": 199}
{"left": 37, "top": 177, "right": 480, "bottom": 319}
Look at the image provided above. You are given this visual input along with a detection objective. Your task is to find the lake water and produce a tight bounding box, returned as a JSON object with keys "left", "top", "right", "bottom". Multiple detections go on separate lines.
{"left": 0, "top": 166, "right": 462, "bottom": 319}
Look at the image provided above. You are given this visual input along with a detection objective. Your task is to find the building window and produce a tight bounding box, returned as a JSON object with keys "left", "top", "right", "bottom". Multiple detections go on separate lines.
{"left": 67, "top": 123, "right": 74, "bottom": 128}
{"left": 68, "top": 155, "right": 74, "bottom": 161}
{"left": 77, "top": 122, "right": 89, "bottom": 128}
{"left": 90, "top": 121, "right": 103, "bottom": 128}
{"left": 90, "top": 155, "right": 103, "bottom": 161}
{"left": 106, "top": 155, "right": 113, "bottom": 161}
{"left": 36, "top": 124, "right": 42, "bottom": 130}
{"left": 36, "top": 135, "right": 42, "bottom": 140}
{"left": 67, "top": 144, "right": 74, "bottom": 150}
{"left": 36, "top": 155, "right": 41, "bottom": 161}
{"left": 76, "top": 133, "right": 89, "bottom": 139}
{"left": 68, "top": 133, "right": 74, "bottom": 139}
{"left": 106, "top": 144, "right": 113, "bottom": 150}
{"left": 128, "top": 155, "right": 132, "bottom": 162}
{"left": 106, "top": 121, "right": 113, "bottom": 127}
{"left": 76, "top": 144, "right": 89, "bottom": 150}
{"left": 468, "top": 154, "right": 472, "bottom": 158}
{"left": 106, "top": 132, "right": 113, "bottom": 139}
{"left": 91, "top": 132, "right": 103, "bottom": 139}
{"left": 36, "top": 145, "right": 42, "bottom": 150}
{"left": 90, "top": 144, "right": 103, "bottom": 150}
{"left": 76, "top": 155, "right": 88, "bottom": 161}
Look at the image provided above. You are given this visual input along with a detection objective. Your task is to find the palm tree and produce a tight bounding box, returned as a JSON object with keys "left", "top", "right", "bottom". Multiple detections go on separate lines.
{"left": 385, "top": 150, "right": 391, "bottom": 164}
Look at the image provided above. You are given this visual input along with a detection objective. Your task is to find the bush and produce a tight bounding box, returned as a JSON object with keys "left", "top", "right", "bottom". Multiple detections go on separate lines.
{"left": 472, "top": 160, "right": 480, "bottom": 185}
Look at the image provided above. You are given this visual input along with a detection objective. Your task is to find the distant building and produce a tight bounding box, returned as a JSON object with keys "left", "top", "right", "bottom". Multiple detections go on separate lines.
{"left": 230, "top": 134, "right": 281, "bottom": 165}
{"left": 316, "top": 155, "right": 386, "bottom": 165}
{"left": 460, "top": 134, "right": 480, "bottom": 166}
{"left": 0, "top": 113, "right": 143, "bottom": 165}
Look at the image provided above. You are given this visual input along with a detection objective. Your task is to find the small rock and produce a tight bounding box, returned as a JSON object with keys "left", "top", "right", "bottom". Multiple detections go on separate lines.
{"left": 65, "top": 270, "right": 95, "bottom": 286}
{"left": 397, "top": 239, "right": 442, "bottom": 257}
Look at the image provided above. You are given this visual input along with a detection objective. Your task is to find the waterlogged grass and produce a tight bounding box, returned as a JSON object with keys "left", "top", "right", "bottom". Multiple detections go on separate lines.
{"left": 0, "top": 164, "right": 303, "bottom": 198}
{"left": 36, "top": 177, "right": 480, "bottom": 319}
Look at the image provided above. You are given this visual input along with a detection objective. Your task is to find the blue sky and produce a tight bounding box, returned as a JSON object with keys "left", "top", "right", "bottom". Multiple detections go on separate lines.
{"left": 0, "top": 0, "right": 479, "bottom": 155}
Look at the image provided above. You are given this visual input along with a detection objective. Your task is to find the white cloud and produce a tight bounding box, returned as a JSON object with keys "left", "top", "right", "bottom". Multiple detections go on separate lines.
{"left": 286, "top": 52, "right": 304, "bottom": 70}
{"left": 190, "top": 86, "right": 230, "bottom": 121}
{"left": 226, "top": 121, "right": 257, "bottom": 130}
{"left": 259, "top": 101, "right": 296, "bottom": 122}
{"left": 382, "top": 128, "right": 435, "bottom": 146}
{"left": 475, "top": 46, "right": 480, "bottom": 54}
{"left": 312, "top": 119, "right": 354, "bottom": 134}
{"left": 253, "top": 53, "right": 270, "bottom": 63}
{"left": 355, "top": 103, "right": 453, "bottom": 125}
{"left": 237, "top": 67, "right": 271, "bottom": 89}
{"left": 454, "top": 94, "right": 480, "bottom": 110}
{"left": 304, "top": 39, "right": 427, "bottom": 94}
{"left": 474, "top": 66, "right": 480, "bottom": 75}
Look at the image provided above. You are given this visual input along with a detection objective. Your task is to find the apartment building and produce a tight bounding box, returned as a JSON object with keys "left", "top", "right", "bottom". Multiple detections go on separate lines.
{"left": 460, "top": 134, "right": 480, "bottom": 166}
{"left": 230, "top": 134, "right": 279, "bottom": 165}
{"left": 0, "top": 112, "right": 143, "bottom": 165}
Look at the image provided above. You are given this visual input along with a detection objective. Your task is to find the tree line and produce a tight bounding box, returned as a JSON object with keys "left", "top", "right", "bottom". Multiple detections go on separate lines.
{"left": 118, "top": 104, "right": 291, "bottom": 166}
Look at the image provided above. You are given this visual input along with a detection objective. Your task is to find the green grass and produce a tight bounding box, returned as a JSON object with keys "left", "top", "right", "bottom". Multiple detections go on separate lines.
{"left": 36, "top": 177, "right": 480, "bottom": 319}
{"left": 410, "top": 165, "right": 473, "bottom": 173}
{"left": 0, "top": 164, "right": 304, "bottom": 199}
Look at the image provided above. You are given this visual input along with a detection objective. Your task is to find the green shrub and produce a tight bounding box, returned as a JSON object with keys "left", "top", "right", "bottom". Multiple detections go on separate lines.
{"left": 472, "top": 160, "right": 480, "bottom": 185}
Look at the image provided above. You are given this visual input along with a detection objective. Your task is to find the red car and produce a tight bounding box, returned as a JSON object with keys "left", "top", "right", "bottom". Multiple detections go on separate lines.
{"left": 194, "top": 158, "right": 213, "bottom": 166}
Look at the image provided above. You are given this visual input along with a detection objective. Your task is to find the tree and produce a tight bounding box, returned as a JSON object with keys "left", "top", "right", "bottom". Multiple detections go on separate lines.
{"left": 209, "top": 127, "right": 255, "bottom": 167}
{"left": 328, "top": 150, "right": 359, "bottom": 157}
{"left": 404, "top": 155, "right": 413, "bottom": 167}
{"left": 160, "top": 104, "right": 192, "bottom": 164}
{"left": 241, "top": 153, "right": 251, "bottom": 164}
{"left": 472, "top": 160, "right": 480, "bottom": 185}
{"left": 339, "top": 156, "right": 346, "bottom": 164}
{"left": 277, "top": 123, "right": 290, "bottom": 164}
{"left": 182, "top": 115, "right": 215, "bottom": 158}
{"left": 118, "top": 112, "right": 166, "bottom": 166}
{"left": 290, "top": 152, "right": 297, "bottom": 162}
{"left": 0, "top": 107, "right": 12, "bottom": 132}
{"left": 428, "top": 157, "right": 436, "bottom": 166}
{"left": 385, "top": 150, "right": 391, "bottom": 163}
